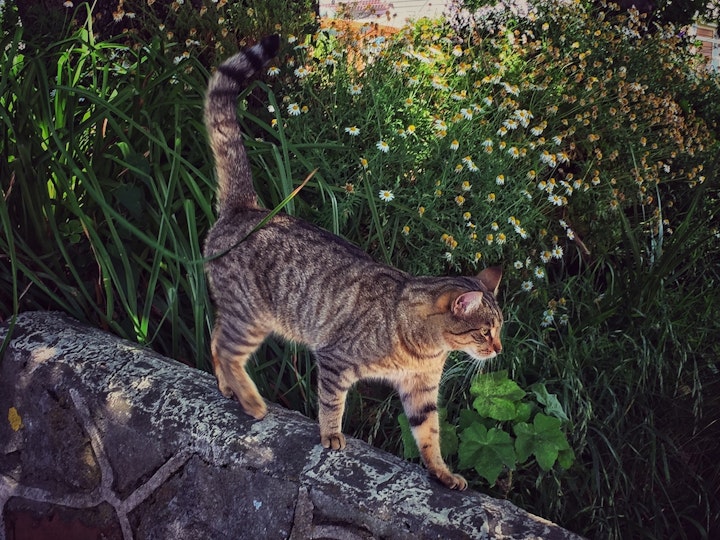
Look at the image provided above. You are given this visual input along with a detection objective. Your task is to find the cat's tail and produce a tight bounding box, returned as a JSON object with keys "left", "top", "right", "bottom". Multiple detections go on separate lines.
{"left": 205, "top": 34, "right": 280, "bottom": 215}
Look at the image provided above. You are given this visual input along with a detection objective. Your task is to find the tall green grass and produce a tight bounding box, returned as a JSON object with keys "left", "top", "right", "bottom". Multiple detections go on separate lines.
{"left": 506, "top": 208, "right": 720, "bottom": 538}
{"left": 1, "top": 16, "right": 216, "bottom": 364}
{"left": 1, "top": 12, "right": 350, "bottom": 381}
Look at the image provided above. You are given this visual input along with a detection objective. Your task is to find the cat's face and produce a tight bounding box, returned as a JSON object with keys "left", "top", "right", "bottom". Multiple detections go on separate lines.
{"left": 444, "top": 290, "right": 504, "bottom": 360}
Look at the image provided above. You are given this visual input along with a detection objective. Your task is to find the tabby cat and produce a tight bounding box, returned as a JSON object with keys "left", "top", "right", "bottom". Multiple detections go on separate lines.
{"left": 203, "top": 35, "right": 504, "bottom": 490}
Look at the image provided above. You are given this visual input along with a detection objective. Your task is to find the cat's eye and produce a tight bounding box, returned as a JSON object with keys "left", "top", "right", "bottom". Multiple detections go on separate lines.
{"left": 474, "top": 328, "right": 490, "bottom": 342}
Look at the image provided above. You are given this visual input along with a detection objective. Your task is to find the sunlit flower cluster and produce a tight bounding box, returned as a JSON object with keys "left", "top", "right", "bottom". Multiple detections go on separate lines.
{"left": 264, "top": 1, "right": 717, "bottom": 328}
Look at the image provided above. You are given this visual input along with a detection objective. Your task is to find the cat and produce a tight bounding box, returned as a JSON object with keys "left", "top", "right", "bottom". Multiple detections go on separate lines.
{"left": 203, "top": 34, "right": 504, "bottom": 490}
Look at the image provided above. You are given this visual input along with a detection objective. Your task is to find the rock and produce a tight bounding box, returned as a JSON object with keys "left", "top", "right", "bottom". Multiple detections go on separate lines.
{"left": 0, "top": 312, "right": 583, "bottom": 539}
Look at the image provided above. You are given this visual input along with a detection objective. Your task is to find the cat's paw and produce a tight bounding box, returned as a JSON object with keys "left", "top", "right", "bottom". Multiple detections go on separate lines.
{"left": 435, "top": 471, "right": 468, "bottom": 491}
{"left": 448, "top": 473, "right": 468, "bottom": 491}
{"left": 217, "top": 381, "right": 234, "bottom": 399}
{"left": 214, "top": 370, "right": 233, "bottom": 398}
{"left": 320, "top": 432, "right": 347, "bottom": 450}
{"left": 240, "top": 396, "right": 267, "bottom": 420}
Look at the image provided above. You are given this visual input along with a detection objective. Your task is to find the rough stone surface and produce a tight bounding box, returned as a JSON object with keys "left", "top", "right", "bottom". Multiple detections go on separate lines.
{"left": 0, "top": 312, "right": 584, "bottom": 539}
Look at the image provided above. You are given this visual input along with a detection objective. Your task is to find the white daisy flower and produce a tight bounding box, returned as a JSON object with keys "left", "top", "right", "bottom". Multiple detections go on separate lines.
{"left": 541, "top": 310, "right": 555, "bottom": 327}
{"left": 548, "top": 194, "right": 564, "bottom": 206}
{"left": 378, "top": 189, "right": 395, "bottom": 202}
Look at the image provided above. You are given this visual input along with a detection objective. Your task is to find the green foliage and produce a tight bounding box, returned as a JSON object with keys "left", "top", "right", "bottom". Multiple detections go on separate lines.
{"left": 274, "top": 2, "right": 719, "bottom": 304}
{"left": 470, "top": 369, "right": 526, "bottom": 421}
{"left": 0, "top": 24, "right": 213, "bottom": 366}
{"left": 513, "top": 413, "right": 574, "bottom": 471}
{"left": 397, "top": 371, "right": 574, "bottom": 485}
{"left": 458, "top": 423, "right": 516, "bottom": 484}
{"left": 460, "top": 371, "right": 573, "bottom": 484}
{"left": 529, "top": 382, "right": 568, "bottom": 422}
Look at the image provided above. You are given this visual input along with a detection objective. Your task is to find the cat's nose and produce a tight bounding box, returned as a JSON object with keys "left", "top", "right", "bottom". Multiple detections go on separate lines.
{"left": 493, "top": 340, "right": 503, "bottom": 354}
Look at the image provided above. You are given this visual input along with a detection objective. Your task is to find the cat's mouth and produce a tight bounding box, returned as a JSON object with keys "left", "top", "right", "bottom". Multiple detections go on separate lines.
{"left": 468, "top": 349, "right": 498, "bottom": 361}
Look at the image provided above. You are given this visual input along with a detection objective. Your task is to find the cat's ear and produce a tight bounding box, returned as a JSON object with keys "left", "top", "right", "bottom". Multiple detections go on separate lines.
{"left": 452, "top": 291, "right": 484, "bottom": 317}
{"left": 477, "top": 266, "right": 502, "bottom": 296}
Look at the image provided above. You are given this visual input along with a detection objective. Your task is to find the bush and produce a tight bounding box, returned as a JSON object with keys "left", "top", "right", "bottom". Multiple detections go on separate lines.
{"left": 2, "top": 1, "right": 719, "bottom": 538}
{"left": 12, "top": 0, "right": 318, "bottom": 63}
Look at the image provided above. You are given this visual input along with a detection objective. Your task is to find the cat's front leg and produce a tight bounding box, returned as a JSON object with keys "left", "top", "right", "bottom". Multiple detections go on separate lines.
{"left": 398, "top": 375, "right": 468, "bottom": 491}
{"left": 413, "top": 409, "right": 467, "bottom": 490}
{"left": 316, "top": 363, "right": 351, "bottom": 450}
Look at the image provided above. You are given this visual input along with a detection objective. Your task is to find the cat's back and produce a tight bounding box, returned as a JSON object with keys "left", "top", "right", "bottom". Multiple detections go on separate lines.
{"left": 205, "top": 208, "right": 376, "bottom": 268}
{"left": 205, "top": 209, "right": 408, "bottom": 347}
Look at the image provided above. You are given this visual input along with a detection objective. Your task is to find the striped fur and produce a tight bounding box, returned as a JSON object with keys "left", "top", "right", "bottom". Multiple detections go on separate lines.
{"left": 203, "top": 36, "right": 504, "bottom": 490}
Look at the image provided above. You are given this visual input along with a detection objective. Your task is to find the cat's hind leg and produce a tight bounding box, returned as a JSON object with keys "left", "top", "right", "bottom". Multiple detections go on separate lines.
{"left": 210, "top": 318, "right": 269, "bottom": 420}
{"left": 315, "top": 361, "right": 353, "bottom": 450}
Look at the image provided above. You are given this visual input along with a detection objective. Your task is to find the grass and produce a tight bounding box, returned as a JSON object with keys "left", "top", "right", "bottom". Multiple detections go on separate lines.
{"left": 509, "top": 199, "right": 720, "bottom": 538}
{"left": 2, "top": 1, "right": 720, "bottom": 538}
{"left": 1, "top": 14, "right": 215, "bottom": 366}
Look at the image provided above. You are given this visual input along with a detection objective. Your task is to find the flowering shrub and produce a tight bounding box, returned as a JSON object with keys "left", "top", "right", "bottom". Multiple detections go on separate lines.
{"left": 41, "top": 0, "right": 316, "bottom": 65}
{"left": 256, "top": 11, "right": 720, "bottom": 534}
{"left": 264, "top": 1, "right": 718, "bottom": 329}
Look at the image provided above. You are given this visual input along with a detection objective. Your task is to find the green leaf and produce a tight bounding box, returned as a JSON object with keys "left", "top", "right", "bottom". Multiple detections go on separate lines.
{"left": 535, "top": 438, "right": 560, "bottom": 470}
{"left": 397, "top": 413, "right": 420, "bottom": 459}
{"left": 458, "top": 423, "right": 516, "bottom": 485}
{"left": 530, "top": 382, "right": 569, "bottom": 422}
{"left": 513, "top": 413, "right": 571, "bottom": 471}
{"left": 558, "top": 447, "right": 576, "bottom": 470}
{"left": 58, "top": 219, "right": 84, "bottom": 244}
{"left": 515, "top": 401, "right": 534, "bottom": 423}
{"left": 534, "top": 413, "right": 570, "bottom": 450}
{"left": 472, "top": 395, "right": 517, "bottom": 421}
{"left": 513, "top": 421, "right": 535, "bottom": 463}
{"left": 471, "top": 370, "right": 526, "bottom": 421}
{"left": 458, "top": 408, "right": 484, "bottom": 431}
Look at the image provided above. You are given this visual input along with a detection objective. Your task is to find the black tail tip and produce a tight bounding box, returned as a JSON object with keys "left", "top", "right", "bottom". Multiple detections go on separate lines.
{"left": 260, "top": 34, "right": 281, "bottom": 58}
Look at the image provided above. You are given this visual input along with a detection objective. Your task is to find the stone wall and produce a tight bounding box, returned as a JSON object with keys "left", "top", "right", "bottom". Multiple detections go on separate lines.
{"left": 0, "top": 312, "right": 582, "bottom": 539}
